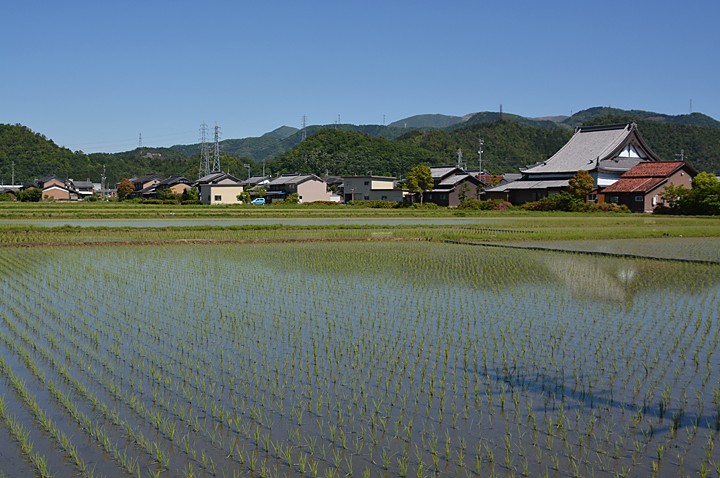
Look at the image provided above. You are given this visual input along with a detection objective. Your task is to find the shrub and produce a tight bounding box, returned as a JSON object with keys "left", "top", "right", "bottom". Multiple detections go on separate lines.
{"left": 17, "top": 188, "right": 42, "bottom": 202}
{"left": 410, "top": 202, "right": 440, "bottom": 209}
{"left": 347, "top": 200, "right": 399, "bottom": 209}
{"left": 457, "top": 198, "right": 513, "bottom": 210}
{"left": 303, "top": 201, "right": 343, "bottom": 207}
{"left": 521, "top": 193, "right": 629, "bottom": 213}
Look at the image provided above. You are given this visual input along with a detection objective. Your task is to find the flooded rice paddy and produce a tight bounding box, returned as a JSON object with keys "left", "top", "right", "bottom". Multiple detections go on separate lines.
{"left": 0, "top": 241, "right": 718, "bottom": 477}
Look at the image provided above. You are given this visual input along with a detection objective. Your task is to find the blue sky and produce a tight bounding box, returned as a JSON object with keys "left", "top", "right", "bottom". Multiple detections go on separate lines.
{"left": 2, "top": 0, "right": 718, "bottom": 153}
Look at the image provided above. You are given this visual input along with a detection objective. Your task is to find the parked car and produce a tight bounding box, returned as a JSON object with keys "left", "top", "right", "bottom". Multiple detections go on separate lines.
{"left": 250, "top": 197, "right": 266, "bottom": 205}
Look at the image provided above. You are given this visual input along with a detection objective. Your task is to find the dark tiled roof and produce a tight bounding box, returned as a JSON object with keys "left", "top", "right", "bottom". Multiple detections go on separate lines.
{"left": 522, "top": 123, "right": 653, "bottom": 175}
{"left": 195, "top": 173, "right": 242, "bottom": 185}
{"left": 157, "top": 176, "right": 190, "bottom": 186}
{"left": 268, "top": 174, "right": 323, "bottom": 186}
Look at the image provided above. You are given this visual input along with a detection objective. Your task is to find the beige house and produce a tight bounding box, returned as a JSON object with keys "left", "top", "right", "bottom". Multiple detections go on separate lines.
{"left": 155, "top": 176, "right": 192, "bottom": 195}
{"left": 266, "top": 174, "right": 332, "bottom": 203}
{"left": 342, "top": 176, "right": 404, "bottom": 202}
{"left": 195, "top": 172, "right": 244, "bottom": 205}
{"left": 129, "top": 174, "right": 162, "bottom": 192}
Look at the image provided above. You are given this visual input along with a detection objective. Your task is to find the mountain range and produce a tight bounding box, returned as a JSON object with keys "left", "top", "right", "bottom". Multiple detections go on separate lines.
{"left": 1, "top": 107, "right": 719, "bottom": 186}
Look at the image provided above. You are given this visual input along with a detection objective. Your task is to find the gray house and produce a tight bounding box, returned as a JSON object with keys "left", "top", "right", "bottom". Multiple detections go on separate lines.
{"left": 342, "top": 176, "right": 404, "bottom": 202}
{"left": 421, "top": 167, "right": 483, "bottom": 207}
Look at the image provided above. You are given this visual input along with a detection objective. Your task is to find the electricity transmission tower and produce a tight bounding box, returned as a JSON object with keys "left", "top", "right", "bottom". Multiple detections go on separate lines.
{"left": 212, "top": 123, "right": 221, "bottom": 173}
{"left": 198, "top": 122, "right": 211, "bottom": 179}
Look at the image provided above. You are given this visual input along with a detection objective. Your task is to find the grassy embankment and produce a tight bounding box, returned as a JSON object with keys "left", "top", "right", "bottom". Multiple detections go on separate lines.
{"left": 0, "top": 202, "right": 719, "bottom": 246}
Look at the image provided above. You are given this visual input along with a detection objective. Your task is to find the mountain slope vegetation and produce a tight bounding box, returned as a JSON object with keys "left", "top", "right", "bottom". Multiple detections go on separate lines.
{"left": 2, "top": 107, "right": 719, "bottom": 187}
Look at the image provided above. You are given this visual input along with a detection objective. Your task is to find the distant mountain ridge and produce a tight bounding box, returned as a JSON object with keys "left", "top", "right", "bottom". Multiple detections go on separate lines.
{"left": 387, "top": 114, "right": 465, "bottom": 129}
{"left": 2, "top": 106, "right": 719, "bottom": 186}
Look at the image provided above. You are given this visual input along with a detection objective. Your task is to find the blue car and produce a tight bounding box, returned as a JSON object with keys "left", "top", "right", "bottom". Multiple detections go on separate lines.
{"left": 250, "top": 197, "right": 266, "bottom": 205}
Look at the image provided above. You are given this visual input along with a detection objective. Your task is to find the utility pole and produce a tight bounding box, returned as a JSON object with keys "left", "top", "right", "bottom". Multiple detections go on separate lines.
{"left": 11, "top": 161, "right": 15, "bottom": 186}
{"left": 244, "top": 163, "right": 251, "bottom": 180}
{"left": 101, "top": 164, "right": 106, "bottom": 192}
{"left": 478, "top": 138, "right": 485, "bottom": 174}
{"left": 301, "top": 115, "right": 307, "bottom": 142}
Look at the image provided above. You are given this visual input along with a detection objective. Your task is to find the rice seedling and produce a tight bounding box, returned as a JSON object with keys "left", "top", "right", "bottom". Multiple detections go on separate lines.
{"left": 0, "top": 237, "right": 717, "bottom": 477}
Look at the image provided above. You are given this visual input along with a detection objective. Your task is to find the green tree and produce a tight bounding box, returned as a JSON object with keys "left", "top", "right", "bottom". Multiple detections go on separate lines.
{"left": 406, "top": 165, "right": 433, "bottom": 204}
{"left": 182, "top": 187, "right": 199, "bottom": 204}
{"left": 568, "top": 170, "right": 595, "bottom": 200}
{"left": 17, "top": 188, "right": 42, "bottom": 202}
{"left": 237, "top": 191, "right": 251, "bottom": 204}
{"left": 156, "top": 188, "right": 181, "bottom": 203}
{"left": 116, "top": 178, "right": 134, "bottom": 200}
{"left": 284, "top": 193, "right": 300, "bottom": 204}
{"left": 661, "top": 172, "right": 720, "bottom": 215}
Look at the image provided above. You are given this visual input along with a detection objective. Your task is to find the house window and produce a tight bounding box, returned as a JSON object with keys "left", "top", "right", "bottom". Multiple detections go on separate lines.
{"left": 634, "top": 195, "right": 643, "bottom": 202}
{"left": 608, "top": 196, "right": 619, "bottom": 203}
{"left": 381, "top": 195, "right": 387, "bottom": 200}
{"left": 364, "top": 195, "right": 370, "bottom": 200}
{"left": 588, "top": 193, "right": 597, "bottom": 203}
{"left": 364, "top": 181, "right": 370, "bottom": 186}
{"left": 214, "top": 195, "right": 222, "bottom": 201}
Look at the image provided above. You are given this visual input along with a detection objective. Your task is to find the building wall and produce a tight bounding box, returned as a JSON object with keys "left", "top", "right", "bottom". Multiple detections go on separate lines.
{"left": 42, "top": 187, "right": 71, "bottom": 201}
{"left": 296, "top": 180, "right": 331, "bottom": 203}
{"left": 168, "top": 183, "right": 191, "bottom": 195}
{"left": 367, "top": 189, "right": 404, "bottom": 202}
{"left": 369, "top": 179, "right": 395, "bottom": 190}
{"left": 199, "top": 184, "right": 244, "bottom": 205}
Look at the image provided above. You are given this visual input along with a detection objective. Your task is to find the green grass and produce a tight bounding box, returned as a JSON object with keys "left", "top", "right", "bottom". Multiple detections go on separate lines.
{"left": 0, "top": 211, "right": 719, "bottom": 247}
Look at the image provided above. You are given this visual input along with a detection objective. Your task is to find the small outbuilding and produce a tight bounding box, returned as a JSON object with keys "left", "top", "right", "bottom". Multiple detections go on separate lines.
{"left": 601, "top": 161, "right": 696, "bottom": 213}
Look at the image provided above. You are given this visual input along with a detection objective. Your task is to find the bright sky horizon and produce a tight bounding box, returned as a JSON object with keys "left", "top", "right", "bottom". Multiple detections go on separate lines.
{"left": 2, "top": 1, "right": 719, "bottom": 154}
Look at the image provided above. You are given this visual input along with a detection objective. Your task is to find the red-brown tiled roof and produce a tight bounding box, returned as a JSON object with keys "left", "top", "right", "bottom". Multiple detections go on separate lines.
{"left": 603, "top": 177, "right": 666, "bottom": 193}
{"left": 621, "top": 161, "right": 685, "bottom": 177}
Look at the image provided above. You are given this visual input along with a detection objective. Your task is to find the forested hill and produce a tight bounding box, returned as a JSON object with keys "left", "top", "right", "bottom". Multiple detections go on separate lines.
{"left": 579, "top": 115, "right": 720, "bottom": 173}
{"left": 2, "top": 106, "right": 720, "bottom": 186}
{"left": 0, "top": 124, "right": 96, "bottom": 184}
{"left": 269, "top": 129, "right": 446, "bottom": 177}
{"left": 271, "top": 122, "right": 572, "bottom": 176}
{"left": 271, "top": 116, "right": 720, "bottom": 176}
{"left": 562, "top": 107, "right": 720, "bottom": 129}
